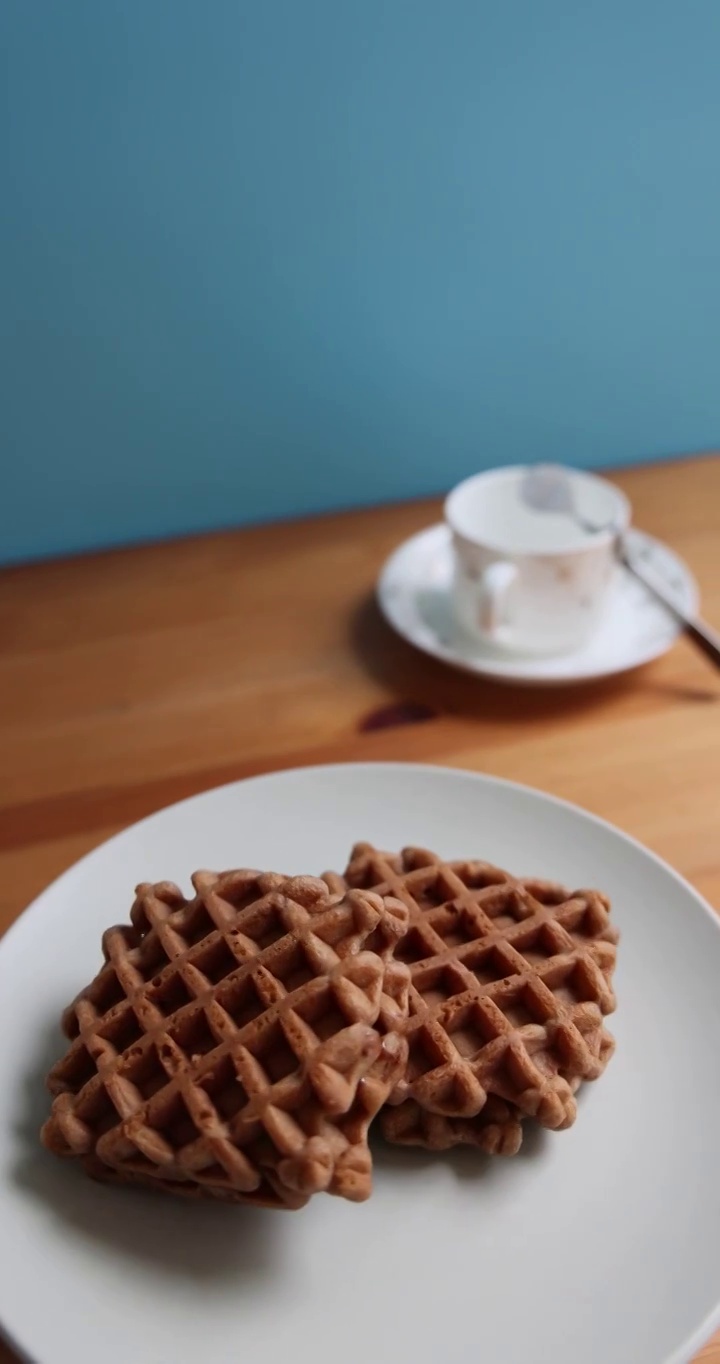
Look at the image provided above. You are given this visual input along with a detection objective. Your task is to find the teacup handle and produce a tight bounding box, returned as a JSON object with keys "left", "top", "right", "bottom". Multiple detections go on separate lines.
{"left": 476, "top": 561, "right": 519, "bottom": 637}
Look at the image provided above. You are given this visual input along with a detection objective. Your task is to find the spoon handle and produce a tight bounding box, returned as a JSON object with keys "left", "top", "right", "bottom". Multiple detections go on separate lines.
{"left": 618, "top": 541, "right": 720, "bottom": 671}
{"left": 682, "top": 617, "right": 720, "bottom": 670}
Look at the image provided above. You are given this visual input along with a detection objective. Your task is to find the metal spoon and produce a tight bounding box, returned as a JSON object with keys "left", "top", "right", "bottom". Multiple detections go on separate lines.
{"left": 520, "top": 465, "right": 720, "bottom": 671}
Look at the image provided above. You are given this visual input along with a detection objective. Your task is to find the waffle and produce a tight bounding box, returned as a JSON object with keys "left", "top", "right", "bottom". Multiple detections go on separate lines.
{"left": 381, "top": 1095, "right": 523, "bottom": 1155}
{"left": 42, "top": 870, "right": 410, "bottom": 1208}
{"left": 336, "top": 844, "right": 618, "bottom": 1131}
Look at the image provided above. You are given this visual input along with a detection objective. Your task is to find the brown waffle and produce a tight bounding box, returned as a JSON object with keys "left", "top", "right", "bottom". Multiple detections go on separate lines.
{"left": 381, "top": 1095, "right": 523, "bottom": 1155}
{"left": 336, "top": 844, "right": 618, "bottom": 1131}
{"left": 42, "top": 870, "right": 410, "bottom": 1208}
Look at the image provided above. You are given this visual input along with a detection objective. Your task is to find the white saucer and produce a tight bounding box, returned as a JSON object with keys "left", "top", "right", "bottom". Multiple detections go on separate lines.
{"left": 378, "top": 525, "right": 698, "bottom": 685}
{"left": 2, "top": 763, "right": 720, "bottom": 1364}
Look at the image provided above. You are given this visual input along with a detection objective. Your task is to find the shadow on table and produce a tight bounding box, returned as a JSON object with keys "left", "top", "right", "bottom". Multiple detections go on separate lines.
{"left": 350, "top": 592, "right": 641, "bottom": 726}
{"left": 13, "top": 1020, "right": 280, "bottom": 1284}
{"left": 351, "top": 591, "right": 719, "bottom": 723}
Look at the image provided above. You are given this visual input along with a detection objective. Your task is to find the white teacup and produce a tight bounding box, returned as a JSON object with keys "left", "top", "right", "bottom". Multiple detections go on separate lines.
{"left": 445, "top": 465, "right": 631, "bottom": 656}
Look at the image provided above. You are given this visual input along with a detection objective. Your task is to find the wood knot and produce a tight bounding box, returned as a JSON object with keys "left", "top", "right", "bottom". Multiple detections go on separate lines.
{"left": 359, "top": 701, "right": 438, "bottom": 733}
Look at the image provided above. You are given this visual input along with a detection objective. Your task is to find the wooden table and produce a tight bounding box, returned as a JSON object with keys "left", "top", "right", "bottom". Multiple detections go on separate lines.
{"left": 1, "top": 455, "right": 718, "bottom": 1363}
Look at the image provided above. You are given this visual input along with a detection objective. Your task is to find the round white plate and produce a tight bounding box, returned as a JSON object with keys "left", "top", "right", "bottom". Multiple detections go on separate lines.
{"left": 2, "top": 763, "right": 720, "bottom": 1364}
{"left": 378, "top": 524, "right": 698, "bottom": 684}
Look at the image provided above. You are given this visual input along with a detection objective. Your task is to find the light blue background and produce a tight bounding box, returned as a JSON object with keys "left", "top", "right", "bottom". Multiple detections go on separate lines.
{"left": 2, "top": 1, "right": 719, "bottom": 564}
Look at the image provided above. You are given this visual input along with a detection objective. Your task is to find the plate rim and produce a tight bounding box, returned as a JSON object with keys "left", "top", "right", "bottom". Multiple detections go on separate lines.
{"left": 1, "top": 760, "right": 719, "bottom": 1364}
{"left": 2, "top": 759, "right": 718, "bottom": 964}
{"left": 377, "top": 523, "right": 699, "bottom": 685}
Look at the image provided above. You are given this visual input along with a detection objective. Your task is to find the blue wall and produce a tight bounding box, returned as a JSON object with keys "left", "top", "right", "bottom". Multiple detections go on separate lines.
{"left": 2, "top": 1, "right": 720, "bottom": 564}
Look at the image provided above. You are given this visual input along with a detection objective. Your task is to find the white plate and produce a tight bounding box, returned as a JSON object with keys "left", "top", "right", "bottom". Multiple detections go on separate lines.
{"left": 1, "top": 763, "right": 719, "bottom": 1364}
{"left": 378, "top": 525, "right": 698, "bottom": 684}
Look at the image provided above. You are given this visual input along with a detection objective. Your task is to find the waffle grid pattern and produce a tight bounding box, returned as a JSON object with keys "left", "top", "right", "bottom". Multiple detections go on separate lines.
{"left": 342, "top": 844, "right": 618, "bottom": 1131}
{"left": 43, "top": 871, "right": 409, "bottom": 1208}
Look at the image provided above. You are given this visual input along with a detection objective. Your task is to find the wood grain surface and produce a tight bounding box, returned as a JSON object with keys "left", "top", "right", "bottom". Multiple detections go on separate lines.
{"left": 1, "top": 455, "right": 718, "bottom": 1364}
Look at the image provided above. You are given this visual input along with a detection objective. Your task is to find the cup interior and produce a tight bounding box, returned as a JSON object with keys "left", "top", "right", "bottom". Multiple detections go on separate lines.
{"left": 445, "top": 466, "right": 629, "bottom": 555}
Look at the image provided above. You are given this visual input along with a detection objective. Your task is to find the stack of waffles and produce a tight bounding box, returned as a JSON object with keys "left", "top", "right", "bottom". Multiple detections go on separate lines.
{"left": 42, "top": 846, "right": 618, "bottom": 1207}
